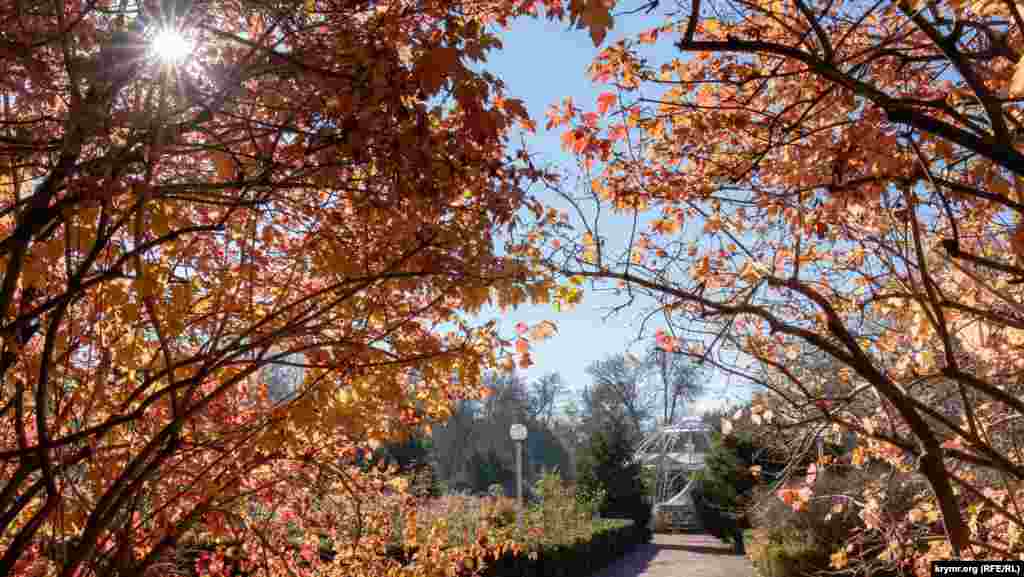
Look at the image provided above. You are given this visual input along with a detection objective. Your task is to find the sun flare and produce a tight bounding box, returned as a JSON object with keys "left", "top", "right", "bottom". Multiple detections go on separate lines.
{"left": 152, "top": 28, "right": 193, "bottom": 63}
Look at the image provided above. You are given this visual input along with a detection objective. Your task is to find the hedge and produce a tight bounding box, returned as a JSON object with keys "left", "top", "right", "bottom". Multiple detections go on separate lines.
{"left": 472, "top": 518, "right": 645, "bottom": 577}
{"left": 180, "top": 518, "right": 645, "bottom": 577}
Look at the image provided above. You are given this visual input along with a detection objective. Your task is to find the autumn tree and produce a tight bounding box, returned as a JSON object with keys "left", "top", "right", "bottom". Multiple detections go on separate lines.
{"left": 527, "top": 0, "right": 1024, "bottom": 570}
{"left": 0, "top": 0, "right": 630, "bottom": 574}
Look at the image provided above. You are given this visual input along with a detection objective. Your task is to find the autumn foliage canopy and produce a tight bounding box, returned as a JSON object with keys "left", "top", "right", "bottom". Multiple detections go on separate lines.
{"left": 0, "top": 0, "right": 622, "bottom": 574}
{"left": 531, "top": 0, "right": 1024, "bottom": 571}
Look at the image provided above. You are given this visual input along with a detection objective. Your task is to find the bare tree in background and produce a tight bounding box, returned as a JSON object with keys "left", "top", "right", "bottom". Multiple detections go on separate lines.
{"left": 584, "top": 354, "right": 657, "bottom": 439}
{"left": 431, "top": 400, "right": 479, "bottom": 485}
{"left": 646, "top": 348, "right": 703, "bottom": 425}
{"left": 528, "top": 372, "right": 565, "bottom": 427}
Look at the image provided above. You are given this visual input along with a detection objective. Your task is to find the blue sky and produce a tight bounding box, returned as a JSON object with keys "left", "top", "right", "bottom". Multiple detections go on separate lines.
{"left": 466, "top": 13, "right": 754, "bottom": 417}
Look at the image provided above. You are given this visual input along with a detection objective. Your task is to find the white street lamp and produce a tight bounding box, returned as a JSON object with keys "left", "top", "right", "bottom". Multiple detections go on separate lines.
{"left": 510, "top": 423, "right": 527, "bottom": 532}
{"left": 510, "top": 423, "right": 528, "bottom": 441}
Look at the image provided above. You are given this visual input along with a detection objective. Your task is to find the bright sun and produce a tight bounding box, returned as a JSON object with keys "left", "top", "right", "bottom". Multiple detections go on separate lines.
{"left": 152, "top": 28, "right": 193, "bottom": 63}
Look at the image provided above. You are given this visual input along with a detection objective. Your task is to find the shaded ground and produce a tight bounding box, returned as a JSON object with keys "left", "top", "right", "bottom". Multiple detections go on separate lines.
{"left": 592, "top": 533, "right": 756, "bottom": 577}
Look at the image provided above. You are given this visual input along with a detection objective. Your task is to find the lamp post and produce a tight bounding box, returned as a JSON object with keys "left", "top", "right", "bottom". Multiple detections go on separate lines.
{"left": 510, "top": 423, "right": 527, "bottom": 532}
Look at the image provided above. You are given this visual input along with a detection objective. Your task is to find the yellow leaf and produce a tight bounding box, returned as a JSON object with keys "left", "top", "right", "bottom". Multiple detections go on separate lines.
{"left": 849, "top": 247, "right": 865, "bottom": 266}
{"left": 583, "top": 232, "right": 598, "bottom": 263}
{"left": 830, "top": 549, "right": 848, "bottom": 569}
{"left": 851, "top": 446, "right": 866, "bottom": 467}
{"left": 738, "top": 260, "right": 761, "bottom": 284}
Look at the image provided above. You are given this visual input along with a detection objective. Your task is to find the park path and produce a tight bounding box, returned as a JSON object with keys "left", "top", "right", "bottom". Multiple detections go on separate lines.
{"left": 592, "top": 534, "right": 757, "bottom": 577}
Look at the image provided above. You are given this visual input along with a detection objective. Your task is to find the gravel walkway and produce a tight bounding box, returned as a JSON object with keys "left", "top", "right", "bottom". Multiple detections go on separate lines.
{"left": 591, "top": 534, "right": 756, "bottom": 577}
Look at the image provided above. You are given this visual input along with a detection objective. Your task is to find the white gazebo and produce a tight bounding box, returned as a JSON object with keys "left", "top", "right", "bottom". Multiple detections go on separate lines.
{"left": 633, "top": 416, "right": 712, "bottom": 532}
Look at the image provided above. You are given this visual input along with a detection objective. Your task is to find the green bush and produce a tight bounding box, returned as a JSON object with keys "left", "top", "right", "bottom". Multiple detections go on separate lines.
{"left": 574, "top": 484, "right": 607, "bottom": 518}
{"left": 753, "top": 535, "right": 827, "bottom": 577}
{"left": 576, "top": 418, "right": 652, "bottom": 542}
{"left": 387, "top": 474, "right": 645, "bottom": 576}
{"left": 472, "top": 519, "right": 646, "bottom": 577}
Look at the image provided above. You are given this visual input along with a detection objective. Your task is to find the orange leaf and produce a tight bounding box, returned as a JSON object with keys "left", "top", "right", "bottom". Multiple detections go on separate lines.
{"left": 638, "top": 28, "right": 659, "bottom": 44}
{"left": 561, "top": 130, "right": 577, "bottom": 152}
{"left": 212, "top": 151, "right": 234, "bottom": 181}
{"left": 518, "top": 352, "right": 533, "bottom": 368}
{"left": 528, "top": 320, "right": 557, "bottom": 341}
{"left": 515, "top": 338, "right": 529, "bottom": 354}
{"left": 596, "top": 92, "right": 617, "bottom": 115}
{"left": 572, "top": 130, "right": 589, "bottom": 154}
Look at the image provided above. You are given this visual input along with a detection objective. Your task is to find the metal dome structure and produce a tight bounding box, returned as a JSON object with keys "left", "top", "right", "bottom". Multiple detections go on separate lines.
{"left": 634, "top": 416, "right": 712, "bottom": 530}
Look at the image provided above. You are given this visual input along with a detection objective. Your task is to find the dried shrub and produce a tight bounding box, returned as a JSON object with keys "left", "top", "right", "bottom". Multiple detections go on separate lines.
{"left": 748, "top": 464, "right": 927, "bottom": 576}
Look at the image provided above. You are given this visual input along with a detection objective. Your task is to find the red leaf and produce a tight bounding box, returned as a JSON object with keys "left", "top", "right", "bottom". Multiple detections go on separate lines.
{"left": 419, "top": 46, "right": 460, "bottom": 94}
